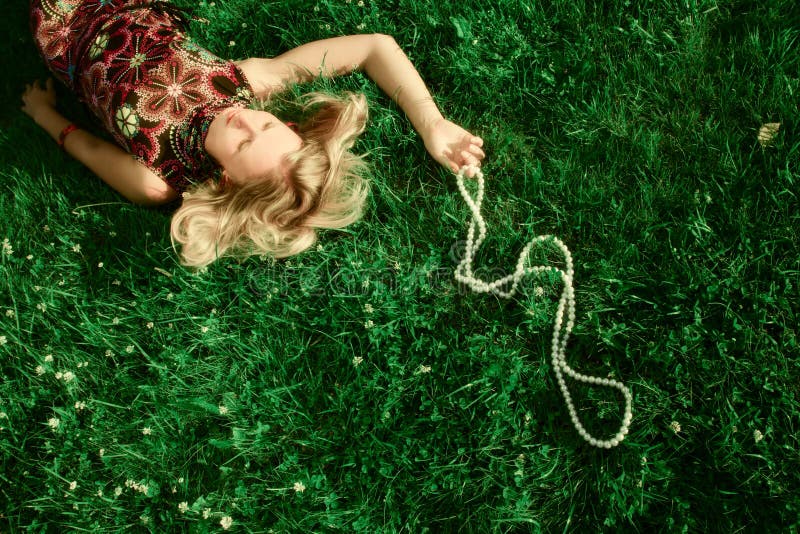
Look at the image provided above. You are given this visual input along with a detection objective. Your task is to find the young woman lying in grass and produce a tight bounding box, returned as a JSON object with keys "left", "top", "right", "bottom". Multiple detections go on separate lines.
{"left": 22, "top": 0, "right": 485, "bottom": 267}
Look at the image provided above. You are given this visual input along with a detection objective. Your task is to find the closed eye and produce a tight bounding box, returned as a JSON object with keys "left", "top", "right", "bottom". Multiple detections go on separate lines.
{"left": 237, "top": 123, "right": 272, "bottom": 152}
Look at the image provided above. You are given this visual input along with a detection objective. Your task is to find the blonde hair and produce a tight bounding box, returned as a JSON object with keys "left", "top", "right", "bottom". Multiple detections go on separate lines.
{"left": 170, "top": 91, "right": 369, "bottom": 268}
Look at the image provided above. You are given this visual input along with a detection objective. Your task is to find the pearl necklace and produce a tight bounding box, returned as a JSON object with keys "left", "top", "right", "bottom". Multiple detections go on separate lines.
{"left": 454, "top": 165, "right": 632, "bottom": 448}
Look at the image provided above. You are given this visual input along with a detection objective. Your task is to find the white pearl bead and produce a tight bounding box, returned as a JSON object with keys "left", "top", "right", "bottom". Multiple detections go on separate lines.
{"left": 452, "top": 169, "right": 631, "bottom": 450}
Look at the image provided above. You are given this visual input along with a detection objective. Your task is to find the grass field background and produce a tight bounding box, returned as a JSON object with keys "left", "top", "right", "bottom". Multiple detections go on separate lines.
{"left": 1, "top": 0, "right": 799, "bottom": 531}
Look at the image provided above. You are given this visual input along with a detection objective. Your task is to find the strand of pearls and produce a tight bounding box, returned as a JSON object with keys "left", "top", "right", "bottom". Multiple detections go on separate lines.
{"left": 453, "top": 165, "right": 632, "bottom": 448}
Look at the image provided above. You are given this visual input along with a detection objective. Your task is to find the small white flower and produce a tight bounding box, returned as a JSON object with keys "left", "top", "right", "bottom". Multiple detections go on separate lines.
{"left": 364, "top": 319, "right": 374, "bottom": 329}
{"left": 704, "top": 193, "right": 712, "bottom": 204}
{"left": 62, "top": 371, "right": 75, "bottom": 383}
{"left": 125, "top": 345, "right": 134, "bottom": 353}
{"left": 166, "top": 292, "right": 174, "bottom": 300}
{"left": 105, "top": 349, "right": 113, "bottom": 357}
{"left": 363, "top": 303, "right": 374, "bottom": 314}
{"left": 0, "top": 412, "right": 6, "bottom": 419}
{"left": 114, "top": 486, "right": 122, "bottom": 496}
{"left": 352, "top": 356, "right": 363, "bottom": 367}
{"left": 35, "top": 366, "right": 45, "bottom": 376}
{"left": 228, "top": 40, "right": 236, "bottom": 46}
{"left": 112, "top": 317, "right": 120, "bottom": 325}
{"left": 26, "top": 254, "right": 34, "bottom": 260}
{"left": 178, "top": 501, "right": 189, "bottom": 513}
{"left": 43, "top": 225, "right": 50, "bottom": 232}
{"left": 293, "top": 481, "right": 306, "bottom": 493}
{"left": 97, "top": 262, "right": 104, "bottom": 268}
{"left": 142, "top": 426, "right": 152, "bottom": 435}
{"left": 220, "top": 516, "right": 233, "bottom": 530}
{"left": 96, "top": 489, "right": 103, "bottom": 497}
{"left": 219, "top": 405, "right": 229, "bottom": 415}
{"left": 316, "top": 244, "right": 324, "bottom": 251}
{"left": 754, "top": 429, "right": 764, "bottom": 443}
{"left": 36, "top": 303, "right": 47, "bottom": 313}
{"left": 74, "top": 401, "right": 86, "bottom": 411}
{"left": 358, "top": 0, "right": 364, "bottom": 5}
{"left": 417, "top": 364, "right": 432, "bottom": 374}
{"left": 203, "top": 508, "right": 211, "bottom": 519}
{"left": 45, "top": 354, "right": 54, "bottom": 362}
{"left": 112, "top": 279, "right": 121, "bottom": 286}
{"left": 109, "top": 231, "right": 117, "bottom": 237}
{"left": 357, "top": 23, "right": 366, "bottom": 30}
{"left": 48, "top": 417, "right": 60, "bottom": 430}
{"left": 146, "top": 322, "right": 154, "bottom": 329}
{"left": 1, "top": 238, "right": 13, "bottom": 256}
{"left": 670, "top": 421, "right": 681, "bottom": 434}
{"left": 140, "top": 515, "right": 150, "bottom": 525}
{"left": 99, "top": 448, "right": 105, "bottom": 457}
{"left": 55, "top": 372, "right": 63, "bottom": 380}
{"left": 534, "top": 286, "right": 545, "bottom": 297}
{"left": 69, "top": 481, "right": 77, "bottom": 491}
{"left": 313, "top": 4, "right": 320, "bottom": 11}
{"left": 4, "top": 309, "right": 14, "bottom": 318}
{"left": 0, "top": 336, "right": 7, "bottom": 346}
{"left": 241, "top": 22, "right": 247, "bottom": 27}
{"left": 72, "top": 244, "right": 81, "bottom": 253}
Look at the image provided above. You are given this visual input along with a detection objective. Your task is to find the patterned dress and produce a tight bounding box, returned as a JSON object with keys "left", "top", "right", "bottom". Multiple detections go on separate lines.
{"left": 30, "top": 0, "right": 255, "bottom": 194}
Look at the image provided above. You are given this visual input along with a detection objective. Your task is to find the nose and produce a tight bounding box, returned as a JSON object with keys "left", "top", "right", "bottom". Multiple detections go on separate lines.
{"left": 233, "top": 113, "right": 252, "bottom": 131}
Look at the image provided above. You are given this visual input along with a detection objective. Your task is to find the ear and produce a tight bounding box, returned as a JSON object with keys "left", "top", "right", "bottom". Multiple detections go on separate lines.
{"left": 219, "top": 171, "right": 231, "bottom": 188}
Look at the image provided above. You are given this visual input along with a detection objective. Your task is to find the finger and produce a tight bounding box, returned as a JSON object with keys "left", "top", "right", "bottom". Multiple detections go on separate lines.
{"left": 461, "top": 150, "right": 480, "bottom": 167}
{"left": 468, "top": 144, "right": 485, "bottom": 159}
{"left": 471, "top": 136, "right": 483, "bottom": 147}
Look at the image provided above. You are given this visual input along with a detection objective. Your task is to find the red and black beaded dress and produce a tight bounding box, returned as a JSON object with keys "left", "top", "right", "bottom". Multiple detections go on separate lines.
{"left": 30, "top": 0, "right": 254, "bottom": 194}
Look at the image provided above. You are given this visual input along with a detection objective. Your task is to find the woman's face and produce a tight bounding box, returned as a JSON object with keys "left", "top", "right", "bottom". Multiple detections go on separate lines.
{"left": 205, "top": 108, "right": 303, "bottom": 183}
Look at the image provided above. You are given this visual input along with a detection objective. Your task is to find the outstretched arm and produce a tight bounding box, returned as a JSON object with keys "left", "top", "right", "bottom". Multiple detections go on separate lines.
{"left": 239, "top": 34, "right": 485, "bottom": 174}
{"left": 21, "top": 79, "right": 179, "bottom": 206}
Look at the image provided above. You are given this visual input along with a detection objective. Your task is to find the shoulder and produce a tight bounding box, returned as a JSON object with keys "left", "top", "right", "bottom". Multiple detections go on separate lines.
{"left": 234, "top": 58, "right": 286, "bottom": 99}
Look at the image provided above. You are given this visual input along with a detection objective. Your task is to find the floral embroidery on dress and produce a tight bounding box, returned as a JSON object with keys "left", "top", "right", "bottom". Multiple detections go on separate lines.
{"left": 115, "top": 103, "right": 140, "bottom": 138}
{"left": 89, "top": 33, "right": 109, "bottom": 59}
{"left": 30, "top": 0, "right": 254, "bottom": 194}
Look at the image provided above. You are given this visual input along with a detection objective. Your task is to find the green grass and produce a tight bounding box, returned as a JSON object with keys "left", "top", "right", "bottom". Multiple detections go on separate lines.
{"left": 1, "top": 0, "right": 799, "bottom": 531}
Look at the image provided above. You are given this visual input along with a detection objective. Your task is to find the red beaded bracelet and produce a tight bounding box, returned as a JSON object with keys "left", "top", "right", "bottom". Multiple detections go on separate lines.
{"left": 57, "top": 123, "right": 79, "bottom": 148}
